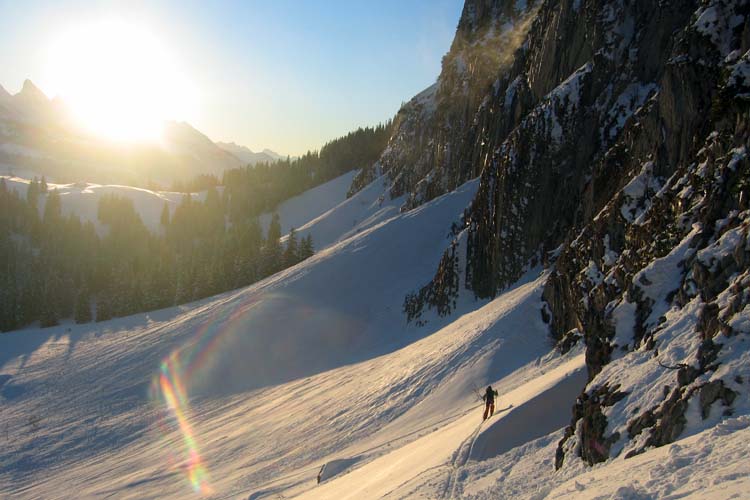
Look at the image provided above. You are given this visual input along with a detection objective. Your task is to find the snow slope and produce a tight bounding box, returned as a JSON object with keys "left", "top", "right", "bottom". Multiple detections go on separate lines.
{"left": 2, "top": 171, "right": 747, "bottom": 499}
{"left": 296, "top": 354, "right": 586, "bottom": 500}
{"left": 448, "top": 415, "right": 750, "bottom": 500}
{"left": 1, "top": 175, "right": 509, "bottom": 499}
{"left": 289, "top": 170, "right": 407, "bottom": 250}
{"left": 0, "top": 168, "right": 361, "bottom": 238}
{"left": 259, "top": 169, "right": 360, "bottom": 238}
{"left": 546, "top": 416, "right": 750, "bottom": 499}
{"left": 0, "top": 174, "right": 197, "bottom": 233}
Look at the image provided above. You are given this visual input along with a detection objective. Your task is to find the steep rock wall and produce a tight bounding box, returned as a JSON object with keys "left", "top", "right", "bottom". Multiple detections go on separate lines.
{"left": 391, "top": 0, "right": 750, "bottom": 469}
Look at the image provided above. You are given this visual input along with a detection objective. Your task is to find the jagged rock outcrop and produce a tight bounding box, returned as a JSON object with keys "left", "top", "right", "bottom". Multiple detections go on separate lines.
{"left": 372, "top": 0, "right": 750, "bottom": 470}
{"left": 349, "top": 0, "right": 542, "bottom": 204}
{"left": 544, "top": 0, "right": 749, "bottom": 468}
{"left": 404, "top": 0, "right": 710, "bottom": 315}
{"left": 552, "top": 120, "right": 749, "bottom": 467}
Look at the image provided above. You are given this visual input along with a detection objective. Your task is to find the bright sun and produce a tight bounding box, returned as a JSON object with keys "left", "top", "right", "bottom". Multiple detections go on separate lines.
{"left": 46, "top": 19, "right": 196, "bottom": 142}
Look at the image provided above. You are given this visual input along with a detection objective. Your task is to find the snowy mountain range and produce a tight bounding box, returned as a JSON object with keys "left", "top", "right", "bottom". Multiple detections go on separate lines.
{"left": 1, "top": 0, "right": 750, "bottom": 499}
{"left": 0, "top": 79, "right": 67, "bottom": 127}
{"left": 215, "top": 141, "right": 286, "bottom": 165}
{"left": 0, "top": 80, "right": 281, "bottom": 185}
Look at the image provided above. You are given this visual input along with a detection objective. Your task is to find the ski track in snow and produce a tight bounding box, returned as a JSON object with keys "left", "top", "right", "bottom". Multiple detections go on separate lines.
{"left": 1, "top": 168, "right": 748, "bottom": 499}
{"left": 0, "top": 173, "right": 499, "bottom": 499}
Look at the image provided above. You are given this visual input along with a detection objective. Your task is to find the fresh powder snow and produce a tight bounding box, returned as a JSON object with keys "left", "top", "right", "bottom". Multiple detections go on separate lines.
{"left": 1, "top": 171, "right": 748, "bottom": 499}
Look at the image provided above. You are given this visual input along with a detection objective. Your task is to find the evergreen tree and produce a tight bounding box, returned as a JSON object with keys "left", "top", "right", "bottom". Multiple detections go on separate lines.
{"left": 299, "top": 234, "right": 315, "bottom": 260}
{"left": 283, "top": 228, "right": 299, "bottom": 267}
{"left": 262, "top": 213, "right": 282, "bottom": 276}
{"left": 0, "top": 120, "right": 389, "bottom": 330}
{"left": 43, "top": 189, "right": 62, "bottom": 228}
{"left": 174, "top": 256, "right": 194, "bottom": 304}
{"left": 0, "top": 240, "right": 19, "bottom": 331}
{"left": 96, "top": 289, "right": 113, "bottom": 322}
{"left": 39, "top": 278, "right": 60, "bottom": 327}
{"left": 74, "top": 288, "right": 92, "bottom": 323}
{"left": 27, "top": 177, "right": 40, "bottom": 209}
{"left": 160, "top": 202, "right": 170, "bottom": 226}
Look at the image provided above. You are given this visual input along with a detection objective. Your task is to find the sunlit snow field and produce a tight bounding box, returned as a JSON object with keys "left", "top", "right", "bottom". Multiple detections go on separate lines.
{"left": 1, "top": 171, "right": 748, "bottom": 499}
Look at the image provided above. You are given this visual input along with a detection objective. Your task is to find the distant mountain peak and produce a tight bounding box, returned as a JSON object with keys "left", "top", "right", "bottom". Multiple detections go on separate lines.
{"left": 165, "top": 120, "right": 197, "bottom": 132}
{"left": 18, "top": 79, "right": 49, "bottom": 103}
{"left": 2, "top": 79, "right": 55, "bottom": 124}
{"left": 216, "top": 142, "right": 287, "bottom": 165}
{"left": 163, "top": 120, "right": 220, "bottom": 148}
{"left": 262, "top": 148, "right": 285, "bottom": 160}
{"left": 216, "top": 141, "right": 254, "bottom": 154}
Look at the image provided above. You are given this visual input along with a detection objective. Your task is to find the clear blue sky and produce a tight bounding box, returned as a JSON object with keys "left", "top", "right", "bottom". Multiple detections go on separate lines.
{"left": 0, "top": 0, "right": 464, "bottom": 155}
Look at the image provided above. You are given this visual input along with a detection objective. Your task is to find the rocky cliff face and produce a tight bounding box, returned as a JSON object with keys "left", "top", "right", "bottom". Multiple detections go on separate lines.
{"left": 371, "top": 0, "right": 750, "bottom": 469}
{"left": 348, "top": 0, "right": 541, "bottom": 205}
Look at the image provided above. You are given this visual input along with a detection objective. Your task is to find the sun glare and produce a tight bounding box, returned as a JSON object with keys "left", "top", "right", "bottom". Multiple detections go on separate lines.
{"left": 45, "top": 19, "right": 196, "bottom": 142}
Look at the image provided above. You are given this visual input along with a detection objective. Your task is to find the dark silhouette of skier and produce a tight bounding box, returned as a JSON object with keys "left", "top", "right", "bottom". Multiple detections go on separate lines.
{"left": 482, "top": 385, "right": 499, "bottom": 420}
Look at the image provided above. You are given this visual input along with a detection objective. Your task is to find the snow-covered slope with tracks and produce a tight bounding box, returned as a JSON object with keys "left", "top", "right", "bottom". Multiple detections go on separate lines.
{"left": 1, "top": 168, "right": 748, "bottom": 500}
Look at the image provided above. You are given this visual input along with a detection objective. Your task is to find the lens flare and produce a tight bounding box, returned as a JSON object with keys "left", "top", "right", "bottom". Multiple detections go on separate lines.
{"left": 149, "top": 292, "right": 358, "bottom": 494}
{"left": 149, "top": 294, "right": 263, "bottom": 495}
{"left": 151, "top": 352, "right": 213, "bottom": 495}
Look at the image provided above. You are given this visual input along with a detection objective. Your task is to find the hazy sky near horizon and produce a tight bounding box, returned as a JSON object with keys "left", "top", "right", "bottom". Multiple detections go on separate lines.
{"left": 0, "top": 0, "right": 463, "bottom": 155}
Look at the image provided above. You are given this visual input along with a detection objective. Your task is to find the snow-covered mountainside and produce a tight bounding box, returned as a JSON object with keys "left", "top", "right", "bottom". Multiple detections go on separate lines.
{"left": 0, "top": 174, "right": 201, "bottom": 234}
{"left": 216, "top": 142, "right": 285, "bottom": 165}
{"left": 2, "top": 0, "right": 750, "bottom": 498}
{"left": 0, "top": 173, "right": 489, "bottom": 498}
{"left": 0, "top": 80, "right": 65, "bottom": 128}
{"left": 258, "top": 169, "right": 359, "bottom": 239}
{"left": 2, "top": 169, "right": 747, "bottom": 499}
{"left": 0, "top": 168, "right": 359, "bottom": 237}
{"left": 349, "top": 0, "right": 541, "bottom": 207}
{"left": 351, "top": 0, "right": 750, "bottom": 491}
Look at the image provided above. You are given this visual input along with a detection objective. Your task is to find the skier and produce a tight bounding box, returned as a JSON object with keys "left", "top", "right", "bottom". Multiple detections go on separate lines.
{"left": 482, "top": 385, "right": 499, "bottom": 420}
